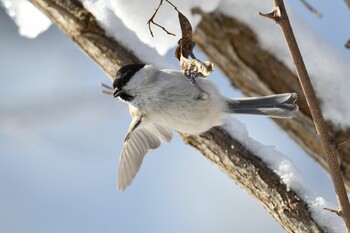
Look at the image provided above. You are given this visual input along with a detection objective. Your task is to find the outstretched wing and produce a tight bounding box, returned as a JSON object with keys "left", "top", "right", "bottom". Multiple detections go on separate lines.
{"left": 117, "top": 115, "right": 173, "bottom": 191}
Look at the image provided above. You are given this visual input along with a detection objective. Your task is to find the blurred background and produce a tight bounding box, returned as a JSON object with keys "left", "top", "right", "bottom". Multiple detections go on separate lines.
{"left": 1, "top": 1, "right": 349, "bottom": 232}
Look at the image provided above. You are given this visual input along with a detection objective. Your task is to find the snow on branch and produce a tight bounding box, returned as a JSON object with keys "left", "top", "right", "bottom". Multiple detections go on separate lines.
{"left": 192, "top": 3, "right": 350, "bottom": 200}
{"left": 260, "top": 0, "right": 350, "bottom": 231}
{"left": 27, "top": 0, "right": 341, "bottom": 231}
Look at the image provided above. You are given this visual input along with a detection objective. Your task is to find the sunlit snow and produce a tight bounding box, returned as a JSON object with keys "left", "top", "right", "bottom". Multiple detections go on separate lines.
{"left": 2, "top": 0, "right": 349, "bottom": 232}
{"left": 0, "top": 0, "right": 51, "bottom": 38}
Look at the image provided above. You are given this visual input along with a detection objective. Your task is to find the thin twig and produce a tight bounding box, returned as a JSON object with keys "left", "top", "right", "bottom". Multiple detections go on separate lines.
{"left": 345, "top": 39, "right": 350, "bottom": 49}
{"left": 260, "top": 1, "right": 350, "bottom": 232}
{"left": 100, "top": 83, "right": 113, "bottom": 90}
{"left": 147, "top": 0, "right": 176, "bottom": 37}
{"left": 336, "top": 138, "right": 350, "bottom": 150}
{"left": 28, "top": 0, "right": 327, "bottom": 231}
{"left": 344, "top": 0, "right": 350, "bottom": 11}
{"left": 299, "top": 0, "right": 322, "bottom": 18}
{"left": 100, "top": 83, "right": 113, "bottom": 95}
{"left": 324, "top": 207, "right": 342, "bottom": 217}
{"left": 101, "top": 90, "right": 113, "bottom": 95}
{"left": 165, "top": 0, "right": 178, "bottom": 10}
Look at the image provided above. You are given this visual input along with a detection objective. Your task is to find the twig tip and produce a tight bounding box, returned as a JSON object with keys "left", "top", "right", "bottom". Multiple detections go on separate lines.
{"left": 324, "top": 207, "right": 342, "bottom": 217}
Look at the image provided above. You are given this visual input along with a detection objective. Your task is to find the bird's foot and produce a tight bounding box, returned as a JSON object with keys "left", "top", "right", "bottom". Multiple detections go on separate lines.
{"left": 185, "top": 73, "right": 210, "bottom": 100}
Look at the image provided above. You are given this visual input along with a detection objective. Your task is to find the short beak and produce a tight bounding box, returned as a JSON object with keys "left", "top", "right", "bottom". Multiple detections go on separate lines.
{"left": 113, "top": 89, "right": 125, "bottom": 98}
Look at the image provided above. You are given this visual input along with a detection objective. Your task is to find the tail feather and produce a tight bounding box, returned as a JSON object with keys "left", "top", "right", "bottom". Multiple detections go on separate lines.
{"left": 226, "top": 93, "right": 298, "bottom": 118}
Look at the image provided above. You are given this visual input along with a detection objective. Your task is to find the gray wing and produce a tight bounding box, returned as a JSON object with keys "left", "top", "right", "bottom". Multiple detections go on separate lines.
{"left": 117, "top": 116, "right": 173, "bottom": 191}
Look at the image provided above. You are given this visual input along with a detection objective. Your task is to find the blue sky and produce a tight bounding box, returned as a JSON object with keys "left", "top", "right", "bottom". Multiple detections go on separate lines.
{"left": 1, "top": 1, "right": 349, "bottom": 232}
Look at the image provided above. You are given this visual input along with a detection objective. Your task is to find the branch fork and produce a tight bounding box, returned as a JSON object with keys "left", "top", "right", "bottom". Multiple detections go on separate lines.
{"left": 29, "top": 0, "right": 336, "bottom": 231}
{"left": 324, "top": 207, "right": 342, "bottom": 217}
{"left": 260, "top": 0, "right": 350, "bottom": 231}
{"left": 259, "top": 7, "right": 281, "bottom": 22}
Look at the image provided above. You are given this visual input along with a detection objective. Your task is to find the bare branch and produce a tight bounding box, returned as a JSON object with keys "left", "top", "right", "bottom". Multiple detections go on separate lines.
{"left": 100, "top": 83, "right": 113, "bottom": 90}
{"left": 344, "top": 0, "right": 350, "bottom": 11}
{"left": 29, "top": 0, "right": 326, "bottom": 231}
{"left": 100, "top": 83, "right": 114, "bottom": 95}
{"left": 324, "top": 207, "right": 342, "bottom": 217}
{"left": 299, "top": 0, "right": 322, "bottom": 18}
{"left": 260, "top": 0, "right": 350, "bottom": 231}
{"left": 336, "top": 138, "right": 350, "bottom": 150}
{"left": 346, "top": 39, "right": 350, "bottom": 49}
{"left": 147, "top": 0, "right": 176, "bottom": 37}
{"left": 193, "top": 6, "right": 350, "bottom": 194}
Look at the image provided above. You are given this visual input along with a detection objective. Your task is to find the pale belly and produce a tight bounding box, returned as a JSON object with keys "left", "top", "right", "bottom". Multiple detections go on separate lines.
{"left": 145, "top": 95, "right": 227, "bottom": 135}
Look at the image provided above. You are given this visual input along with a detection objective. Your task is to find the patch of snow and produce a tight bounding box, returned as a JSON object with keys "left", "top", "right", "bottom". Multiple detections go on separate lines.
{"left": 0, "top": 0, "right": 51, "bottom": 38}
{"left": 308, "top": 197, "right": 345, "bottom": 233}
{"left": 82, "top": 0, "right": 173, "bottom": 69}
{"left": 4, "top": 0, "right": 350, "bottom": 128}
{"left": 223, "top": 117, "right": 345, "bottom": 233}
{"left": 100, "top": 0, "right": 220, "bottom": 56}
{"left": 218, "top": 0, "right": 350, "bottom": 129}
{"left": 3, "top": 1, "right": 349, "bottom": 230}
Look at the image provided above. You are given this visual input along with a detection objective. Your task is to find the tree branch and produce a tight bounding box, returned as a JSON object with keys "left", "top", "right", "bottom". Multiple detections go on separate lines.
{"left": 29, "top": 0, "right": 325, "bottom": 231}
{"left": 299, "top": 0, "right": 322, "bottom": 18}
{"left": 147, "top": 0, "right": 176, "bottom": 37}
{"left": 192, "top": 9, "right": 350, "bottom": 193}
{"left": 344, "top": 0, "right": 350, "bottom": 11}
{"left": 260, "top": 0, "right": 350, "bottom": 231}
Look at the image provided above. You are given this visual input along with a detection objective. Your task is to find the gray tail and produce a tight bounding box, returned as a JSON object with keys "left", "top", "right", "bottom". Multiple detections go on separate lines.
{"left": 226, "top": 93, "right": 298, "bottom": 118}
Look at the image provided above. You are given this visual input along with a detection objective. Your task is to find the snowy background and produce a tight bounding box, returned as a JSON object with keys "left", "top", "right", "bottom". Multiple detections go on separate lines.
{"left": 1, "top": 0, "right": 349, "bottom": 232}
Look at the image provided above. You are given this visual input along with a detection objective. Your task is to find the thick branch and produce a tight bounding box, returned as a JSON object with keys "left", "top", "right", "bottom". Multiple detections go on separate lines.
{"left": 29, "top": 0, "right": 325, "bottom": 231}
{"left": 261, "top": 0, "right": 350, "bottom": 230}
{"left": 193, "top": 9, "right": 350, "bottom": 193}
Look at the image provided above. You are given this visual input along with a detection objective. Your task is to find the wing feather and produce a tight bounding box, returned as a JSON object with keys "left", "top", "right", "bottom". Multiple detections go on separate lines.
{"left": 117, "top": 116, "right": 173, "bottom": 191}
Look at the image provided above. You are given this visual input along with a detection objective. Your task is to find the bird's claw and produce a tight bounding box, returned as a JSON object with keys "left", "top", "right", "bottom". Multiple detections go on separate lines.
{"left": 185, "top": 72, "right": 210, "bottom": 100}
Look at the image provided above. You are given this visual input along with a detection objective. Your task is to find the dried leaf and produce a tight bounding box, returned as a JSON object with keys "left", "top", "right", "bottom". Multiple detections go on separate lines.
{"left": 175, "top": 38, "right": 196, "bottom": 60}
{"left": 178, "top": 11, "right": 192, "bottom": 40}
{"left": 175, "top": 11, "right": 196, "bottom": 60}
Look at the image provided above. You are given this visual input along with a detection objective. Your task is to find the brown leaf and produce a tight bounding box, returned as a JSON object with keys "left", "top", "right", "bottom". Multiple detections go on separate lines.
{"left": 178, "top": 11, "right": 192, "bottom": 40}
{"left": 174, "top": 11, "right": 197, "bottom": 60}
{"left": 175, "top": 38, "right": 196, "bottom": 60}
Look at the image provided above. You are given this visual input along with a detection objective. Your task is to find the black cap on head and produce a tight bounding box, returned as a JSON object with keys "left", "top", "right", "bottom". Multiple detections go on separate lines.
{"left": 113, "top": 64, "right": 146, "bottom": 90}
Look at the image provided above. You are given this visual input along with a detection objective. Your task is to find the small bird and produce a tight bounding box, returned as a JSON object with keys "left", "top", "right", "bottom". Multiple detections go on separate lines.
{"left": 111, "top": 64, "right": 298, "bottom": 191}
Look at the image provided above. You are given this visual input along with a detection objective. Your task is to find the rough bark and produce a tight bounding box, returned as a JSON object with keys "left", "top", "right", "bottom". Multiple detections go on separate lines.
{"left": 193, "top": 11, "right": 350, "bottom": 192}
{"left": 29, "top": 0, "right": 326, "bottom": 231}
{"left": 261, "top": 0, "right": 350, "bottom": 230}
